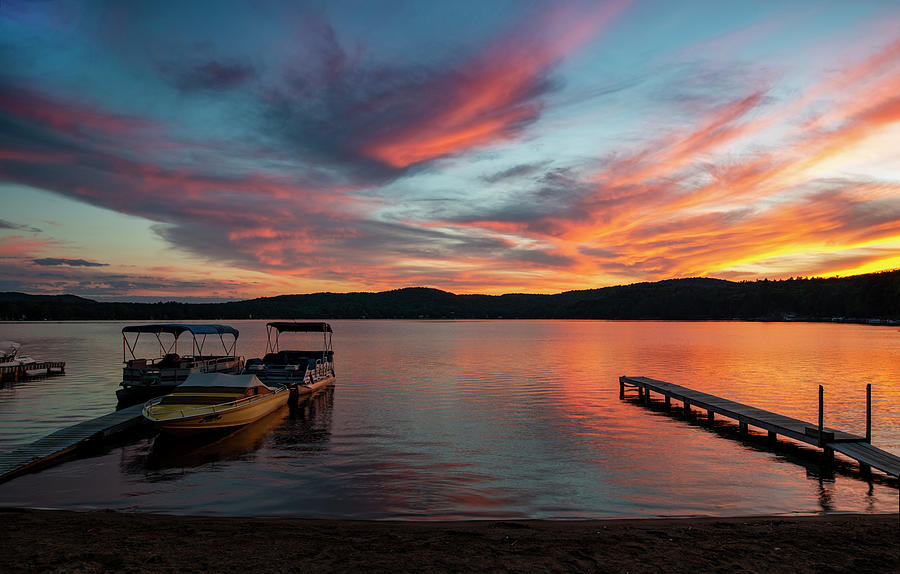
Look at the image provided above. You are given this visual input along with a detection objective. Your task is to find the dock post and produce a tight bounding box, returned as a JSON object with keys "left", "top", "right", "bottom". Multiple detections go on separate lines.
{"left": 865, "top": 384, "right": 871, "bottom": 443}
{"left": 767, "top": 430, "right": 776, "bottom": 444}
{"left": 739, "top": 421, "right": 748, "bottom": 435}
{"left": 706, "top": 410, "right": 714, "bottom": 423}
{"left": 818, "top": 385, "right": 824, "bottom": 447}
{"left": 683, "top": 400, "right": 691, "bottom": 418}
{"left": 619, "top": 379, "right": 624, "bottom": 400}
{"left": 664, "top": 392, "right": 671, "bottom": 410}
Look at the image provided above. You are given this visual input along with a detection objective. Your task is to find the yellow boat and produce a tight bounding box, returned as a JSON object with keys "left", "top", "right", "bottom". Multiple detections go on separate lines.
{"left": 142, "top": 373, "right": 289, "bottom": 436}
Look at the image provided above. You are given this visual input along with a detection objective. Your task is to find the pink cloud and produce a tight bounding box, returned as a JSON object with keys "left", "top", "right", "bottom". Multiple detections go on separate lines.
{"left": 361, "top": 1, "right": 630, "bottom": 168}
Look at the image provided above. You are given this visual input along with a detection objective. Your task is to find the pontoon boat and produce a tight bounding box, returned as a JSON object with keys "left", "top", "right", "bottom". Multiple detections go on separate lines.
{"left": 243, "top": 322, "right": 335, "bottom": 399}
{"left": 117, "top": 324, "right": 243, "bottom": 407}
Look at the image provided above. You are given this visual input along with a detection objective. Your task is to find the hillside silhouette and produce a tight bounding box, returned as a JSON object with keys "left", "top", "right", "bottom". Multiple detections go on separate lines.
{"left": 1, "top": 271, "right": 898, "bottom": 321}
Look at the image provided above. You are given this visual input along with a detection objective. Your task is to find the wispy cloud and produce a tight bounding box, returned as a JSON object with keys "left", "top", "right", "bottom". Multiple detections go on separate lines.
{"left": 0, "top": 219, "right": 41, "bottom": 233}
{"left": 32, "top": 257, "right": 108, "bottom": 267}
{"left": 358, "top": 2, "right": 629, "bottom": 168}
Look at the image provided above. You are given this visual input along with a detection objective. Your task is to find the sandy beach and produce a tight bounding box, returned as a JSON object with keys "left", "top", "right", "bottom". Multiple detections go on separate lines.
{"left": 1, "top": 509, "right": 897, "bottom": 573}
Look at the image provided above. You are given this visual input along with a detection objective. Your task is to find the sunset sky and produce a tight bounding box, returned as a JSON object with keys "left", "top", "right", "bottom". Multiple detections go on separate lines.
{"left": 2, "top": 0, "right": 899, "bottom": 301}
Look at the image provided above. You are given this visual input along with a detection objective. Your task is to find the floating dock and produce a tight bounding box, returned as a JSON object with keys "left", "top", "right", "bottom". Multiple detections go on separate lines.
{"left": 0, "top": 361, "right": 65, "bottom": 382}
{"left": 0, "top": 404, "right": 147, "bottom": 484}
{"left": 620, "top": 376, "right": 900, "bottom": 478}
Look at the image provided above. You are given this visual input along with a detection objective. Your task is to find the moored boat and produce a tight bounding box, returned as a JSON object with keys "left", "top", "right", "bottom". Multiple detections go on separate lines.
{"left": 117, "top": 324, "right": 243, "bottom": 407}
{"left": 243, "top": 322, "right": 335, "bottom": 399}
{"left": 142, "top": 372, "right": 289, "bottom": 436}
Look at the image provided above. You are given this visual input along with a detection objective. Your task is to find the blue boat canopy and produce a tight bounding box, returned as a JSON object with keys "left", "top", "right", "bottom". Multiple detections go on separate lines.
{"left": 122, "top": 324, "right": 239, "bottom": 338}
{"left": 267, "top": 322, "right": 332, "bottom": 333}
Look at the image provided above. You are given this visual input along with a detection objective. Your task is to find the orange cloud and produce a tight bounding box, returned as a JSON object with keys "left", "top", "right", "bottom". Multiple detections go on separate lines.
{"left": 362, "top": 2, "right": 630, "bottom": 168}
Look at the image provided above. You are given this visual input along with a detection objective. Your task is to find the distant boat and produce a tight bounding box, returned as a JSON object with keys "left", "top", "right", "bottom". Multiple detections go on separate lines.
{"left": 243, "top": 322, "right": 335, "bottom": 400}
{"left": 142, "top": 373, "right": 290, "bottom": 436}
{"left": 0, "top": 341, "right": 37, "bottom": 372}
{"left": 0, "top": 340, "right": 65, "bottom": 381}
{"left": 116, "top": 324, "right": 243, "bottom": 407}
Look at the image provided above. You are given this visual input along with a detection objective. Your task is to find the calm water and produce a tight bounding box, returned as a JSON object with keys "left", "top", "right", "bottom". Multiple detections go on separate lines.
{"left": 0, "top": 320, "right": 898, "bottom": 518}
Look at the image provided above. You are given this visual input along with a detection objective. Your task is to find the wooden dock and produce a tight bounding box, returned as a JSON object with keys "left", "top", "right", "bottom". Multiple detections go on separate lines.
{"left": 620, "top": 376, "right": 900, "bottom": 478}
{"left": 0, "top": 361, "right": 66, "bottom": 382}
{"left": 0, "top": 404, "right": 147, "bottom": 484}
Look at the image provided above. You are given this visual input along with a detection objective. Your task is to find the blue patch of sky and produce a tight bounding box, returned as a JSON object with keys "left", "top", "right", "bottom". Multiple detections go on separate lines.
{"left": 0, "top": 184, "right": 171, "bottom": 265}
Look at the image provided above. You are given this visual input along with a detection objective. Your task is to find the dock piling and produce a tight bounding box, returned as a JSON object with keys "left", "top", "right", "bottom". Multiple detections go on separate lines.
{"left": 818, "top": 385, "right": 824, "bottom": 447}
{"left": 866, "top": 384, "right": 871, "bottom": 444}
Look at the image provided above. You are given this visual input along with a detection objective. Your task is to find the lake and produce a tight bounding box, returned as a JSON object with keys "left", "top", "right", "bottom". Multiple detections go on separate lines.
{"left": 0, "top": 320, "right": 898, "bottom": 518}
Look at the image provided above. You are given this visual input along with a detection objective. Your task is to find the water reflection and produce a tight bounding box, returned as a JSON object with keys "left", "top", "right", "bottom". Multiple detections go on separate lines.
{"left": 124, "top": 388, "right": 335, "bottom": 474}
{"left": 138, "top": 409, "right": 291, "bottom": 471}
{"left": 270, "top": 386, "right": 334, "bottom": 453}
{"left": 0, "top": 320, "right": 898, "bottom": 518}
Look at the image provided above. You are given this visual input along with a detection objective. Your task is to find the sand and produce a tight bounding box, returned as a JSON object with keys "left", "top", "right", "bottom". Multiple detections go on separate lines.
{"left": 0, "top": 509, "right": 897, "bottom": 573}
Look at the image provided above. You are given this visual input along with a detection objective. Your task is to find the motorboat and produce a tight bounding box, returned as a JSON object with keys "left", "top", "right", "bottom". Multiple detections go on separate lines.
{"left": 117, "top": 324, "right": 243, "bottom": 407}
{"left": 243, "top": 322, "right": 335, "bottom": 399}
{"left": 142, "top": 372, "right": 290, "bottom": 436}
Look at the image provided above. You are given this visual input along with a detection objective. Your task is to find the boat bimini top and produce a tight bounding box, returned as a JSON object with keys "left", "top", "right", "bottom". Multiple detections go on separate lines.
{"left": 265, "top": 322, "right": 333, "bottom": 355}
{"left": 122, "top": 323, "right": 240, "bottom": 362}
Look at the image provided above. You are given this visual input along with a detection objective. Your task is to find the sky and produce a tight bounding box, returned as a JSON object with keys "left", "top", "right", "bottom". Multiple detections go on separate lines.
{"left": 1, "top": 0, "right": 899, "bottom": 301}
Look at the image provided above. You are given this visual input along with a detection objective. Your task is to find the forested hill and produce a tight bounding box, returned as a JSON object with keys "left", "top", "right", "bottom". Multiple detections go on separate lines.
{"left": 2, "top": 271, "right": 899, "bottom": 321}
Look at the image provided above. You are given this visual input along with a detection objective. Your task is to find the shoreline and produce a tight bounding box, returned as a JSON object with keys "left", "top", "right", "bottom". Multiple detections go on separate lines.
{"left": 1, "top": 509, "right": 897, "bottom": 572}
